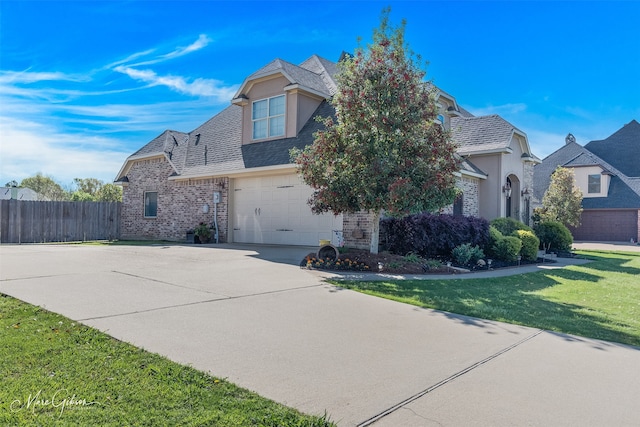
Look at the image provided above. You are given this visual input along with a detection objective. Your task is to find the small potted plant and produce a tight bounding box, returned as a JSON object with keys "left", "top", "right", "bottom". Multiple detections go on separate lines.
{"left": 194, "top": 222, "right": 211, "bottom": 244}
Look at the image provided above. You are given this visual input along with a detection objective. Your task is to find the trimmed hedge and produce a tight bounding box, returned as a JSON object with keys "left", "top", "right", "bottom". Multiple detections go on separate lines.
{"left": 515, "top": 229, "right": 540, "bottom": 261}
{"left": 534, "top": 221, "right": 573, "bottom": 252}
{"left": 491, "top": 217, "right": 534, "bottom": 235}
{"left": 493, "top": 235, "right": 522, "bottom": 262}
{"left": 381, "top": 213, "right": 490, "bottom": 259}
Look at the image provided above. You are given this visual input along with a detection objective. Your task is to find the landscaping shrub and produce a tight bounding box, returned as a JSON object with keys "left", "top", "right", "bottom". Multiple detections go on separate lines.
{"left": 534, "top": 221, "right": 573, "bottom": 252}
{"left": 515, "top": 229, "right": 540, "bottom": 261}
{"left": 381, "top": 213, "right": 489, "bottom": 259}
{"left": 492, "top": 235, "right": 522, "bottom": 262}
{"left": 486, "top": 225, "right": 503, "bottom": 259}
{"left": 490, "top": 217, "right": 533, "bottom": 235}
{"left": 452, "top": 243, "right": 485, "bottom": 267}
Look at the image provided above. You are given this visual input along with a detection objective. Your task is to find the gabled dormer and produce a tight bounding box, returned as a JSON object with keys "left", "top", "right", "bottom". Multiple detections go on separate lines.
{"left": 562, "top": 152, "right": 613, "bottom": 198}
{"left": 231, "top": 55, "right": 337, "bottom": 146}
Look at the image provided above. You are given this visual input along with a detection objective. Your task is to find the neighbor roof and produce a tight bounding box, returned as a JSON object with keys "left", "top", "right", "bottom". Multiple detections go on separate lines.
{"left": 584, "top": 119, "right": 640, "bottom": 177}
{"left": 533, "top": 133, "right": 640, "bottom": 209}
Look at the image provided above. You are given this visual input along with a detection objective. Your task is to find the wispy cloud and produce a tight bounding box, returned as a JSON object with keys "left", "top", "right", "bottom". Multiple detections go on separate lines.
{"left": 109, "top": 34, "right": 237, "bottom": 101}
{"left": 0, "top": 33, "right": 236, "bottom": 185}
{"left": 119, "top": 34, "right": 212, "bottom": 68}
{"left": 0, "top": 70, "right": 90, "bottom": 84}
{"left": 113, "top": 66, "right": 237, "bottom": 101}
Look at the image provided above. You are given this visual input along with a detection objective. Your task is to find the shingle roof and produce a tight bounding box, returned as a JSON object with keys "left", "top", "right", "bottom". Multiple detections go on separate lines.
{"left": 131, "top": 129, "right": 188, "bottom": 158}
{"left": 582, "top": 175, "right": 640, "bottom": 209}
{"left": 182, "top": 105, "right": 244, "bottom": 174}
{"left": 584, "top": 119, "right": 640, "bottom": 177}
{"left": 563, "top": 152, "right": 602, "bottom": 168}
{"left": 242, "top": 55, "right": 336, "bottom": 98}
{"left": 533, "top": 141, "right": 593, "bottom": 201}
{"left": 451, "top": 115, "right": 521, "bottom": 154}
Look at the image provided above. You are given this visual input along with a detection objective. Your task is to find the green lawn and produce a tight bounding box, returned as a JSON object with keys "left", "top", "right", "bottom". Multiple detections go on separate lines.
{"left": 0, "top": 296, "right": 333, "bottom": 426}
{"left": 332, "top": 250, "right": 640, "bottom": 347}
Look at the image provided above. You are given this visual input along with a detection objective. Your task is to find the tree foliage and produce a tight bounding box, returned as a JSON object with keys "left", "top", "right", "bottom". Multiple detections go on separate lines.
{"left": 293, "top": 8, "right": 459, "bottom": 252}
{"left": 97, "top": 183, "right": 123, "bottom": 202}
{"left": 17, "top": 174, "right": 122, "bottom": 202}
{"left": 20, "top": 173, "right": 68, "bottom": 201}
{"left": 540, "top": 167, "right": 583, "bottom": 228}
{"left": 71, "top": 178, "right": 122, "bottom": 202}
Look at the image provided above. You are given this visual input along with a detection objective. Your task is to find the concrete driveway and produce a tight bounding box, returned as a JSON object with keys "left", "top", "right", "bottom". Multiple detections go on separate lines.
{"left": 1, "top": 243, "right": 639, "bottom": 426}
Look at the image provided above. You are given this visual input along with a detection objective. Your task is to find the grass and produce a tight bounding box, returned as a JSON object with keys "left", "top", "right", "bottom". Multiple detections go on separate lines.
{"left": 0, "top": 295, "right": 333, "bottom": 426}
{"left": 331, "top": 250, "right": 640, "bottom": 347}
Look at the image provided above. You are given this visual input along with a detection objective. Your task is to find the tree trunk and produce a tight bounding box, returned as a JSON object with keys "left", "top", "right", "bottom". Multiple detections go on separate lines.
{"left": 369, "top": 209, "right": 381, "bottom": 254}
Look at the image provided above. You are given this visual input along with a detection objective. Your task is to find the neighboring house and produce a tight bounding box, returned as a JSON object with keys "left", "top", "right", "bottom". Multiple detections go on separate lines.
{"left": 115, "top": 54, "right": 539, "bottom": 248}
{"left": 0, "top": 187, "right": 41, "bottom": 200}
{"left": 533, "top": 120, "right": 640, "bottom": 242}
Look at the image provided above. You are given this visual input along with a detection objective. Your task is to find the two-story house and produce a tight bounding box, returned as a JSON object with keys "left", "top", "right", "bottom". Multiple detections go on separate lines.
{"left": 115, "top": 54, "right": 539, "bottom": 248}
{"left": 533, "top": 120, "right": 640, "bottom": 242}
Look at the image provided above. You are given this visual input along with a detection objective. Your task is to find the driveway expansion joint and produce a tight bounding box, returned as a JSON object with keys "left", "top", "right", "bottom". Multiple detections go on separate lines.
{"left": 77, "top": 282, "right": 326, "bottom": 322}
{"left": 357, "top": 329, "right": 545, "bottom": 426}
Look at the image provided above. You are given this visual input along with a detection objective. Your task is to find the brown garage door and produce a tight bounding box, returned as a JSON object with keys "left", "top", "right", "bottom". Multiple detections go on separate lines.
{"left": 572, "top": 210, "right": 639, "bottom": 241}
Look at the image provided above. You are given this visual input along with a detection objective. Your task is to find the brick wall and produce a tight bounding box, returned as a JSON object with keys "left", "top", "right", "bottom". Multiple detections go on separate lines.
{"left": 440, "top": 176, "right": 480, "bottom": 217}
{"left": 342, "top": 211, "right": 375, "bottom": 250}
{"left": 121, "top": 157, "right": 229, "bottom": 242}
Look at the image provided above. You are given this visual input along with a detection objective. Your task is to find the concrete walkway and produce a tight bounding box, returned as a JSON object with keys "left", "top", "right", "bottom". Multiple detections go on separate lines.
{"left": 1, "top": 243, "right": 639, "bottom": 426}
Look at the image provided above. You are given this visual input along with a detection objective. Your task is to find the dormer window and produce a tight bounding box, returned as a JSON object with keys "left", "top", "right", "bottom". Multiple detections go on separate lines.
{"left": 252, "top": 95, "right": 285, "bottom": 139}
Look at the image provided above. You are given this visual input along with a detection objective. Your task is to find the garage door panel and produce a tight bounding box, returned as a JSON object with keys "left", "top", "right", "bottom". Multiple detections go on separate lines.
{"left": 573, "top": 210, "right": 638, "bottom": 241}
{"left": 233, "top": 175, "right": 342, "bottom": 246}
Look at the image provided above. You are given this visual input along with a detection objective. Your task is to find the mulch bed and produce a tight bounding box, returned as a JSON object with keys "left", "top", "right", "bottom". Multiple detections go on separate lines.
{"left": 302, "top": 248, "right": 556, "bottom": 275}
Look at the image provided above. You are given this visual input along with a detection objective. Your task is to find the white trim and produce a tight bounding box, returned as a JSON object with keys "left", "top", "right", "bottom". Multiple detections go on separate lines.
{"left": 283, "top": 83, "right": 329, "bottom": 99}
{"left": 168, "top": 164, "right": 296, "bottom": 181}
{"left": 459, "top": 147, "right": 514, "bottom": 156}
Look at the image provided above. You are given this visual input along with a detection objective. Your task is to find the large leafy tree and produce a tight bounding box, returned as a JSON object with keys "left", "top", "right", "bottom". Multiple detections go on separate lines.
{"left": 96, "top": 183, "right": 123, "bottom": 202}
{"left": 540, "top": 166, "right": 583, "bottom": 227}
{"left": 293, "top": 8, "right": 459, "bottom": 253}
{"left": 20, "top": 173, "right": 68, "bottom": 201}
{"left": 70, "top": 178, "right": 123, "bottom": 202}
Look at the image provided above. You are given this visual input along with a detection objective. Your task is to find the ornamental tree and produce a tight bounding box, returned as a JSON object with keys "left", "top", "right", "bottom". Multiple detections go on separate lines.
{"left": 540, "top": 166, "right": 583, "bottom": 228}
{"left": 292, "top": 8, "right": 459, "bottom": 253}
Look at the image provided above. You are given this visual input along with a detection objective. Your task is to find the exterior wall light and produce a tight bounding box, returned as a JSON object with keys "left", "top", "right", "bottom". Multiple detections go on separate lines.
{"left": 502, "top": 182, "right": 512, "bottom": 198}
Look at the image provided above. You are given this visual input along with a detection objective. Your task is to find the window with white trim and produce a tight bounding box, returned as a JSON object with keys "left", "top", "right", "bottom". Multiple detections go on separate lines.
{"left": 588, "top": 174, "right": 601, "bottom": 194}
{"left": 144, "top": 191, "right": 157, "bottom": 218}
{"left": 252, "top": 95, "right": 285, "bottom": 139}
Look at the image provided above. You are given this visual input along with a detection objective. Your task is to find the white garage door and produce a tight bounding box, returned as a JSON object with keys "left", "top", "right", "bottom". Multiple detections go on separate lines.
{"left": 232, "top": 174, "right": 342, "bottom": 246}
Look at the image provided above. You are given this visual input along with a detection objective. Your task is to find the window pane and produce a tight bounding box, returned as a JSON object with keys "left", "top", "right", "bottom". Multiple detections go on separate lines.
{"left": 252, "top": 100, "right": 267, "bottom": 120}
{"left": 588, "top": 174, "right": 601, "bottom": 194}
{"left": 269, "top": 116, "right": 285, "bottom": 137}
{"left": 269, "top": 95, "right": 285, "bottom": 116}
{"left": 253, "top": 119, "right": 267, "bottom": 139}
{"left": 144, "top": 192, "right": 157, "bottom": 217}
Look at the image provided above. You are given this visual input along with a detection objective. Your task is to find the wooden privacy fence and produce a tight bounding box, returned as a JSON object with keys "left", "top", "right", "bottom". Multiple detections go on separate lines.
{"left": 0, "top": 199, "right": 121, "bottom": 243}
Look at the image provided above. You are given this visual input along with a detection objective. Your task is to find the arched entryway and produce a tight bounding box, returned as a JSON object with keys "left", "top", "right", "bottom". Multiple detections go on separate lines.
{"left": 504, "top": 174, "right": 520, "bottom": 219}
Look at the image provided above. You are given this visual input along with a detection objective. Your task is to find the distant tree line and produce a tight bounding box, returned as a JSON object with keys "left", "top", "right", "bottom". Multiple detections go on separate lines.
{"left": 5, "top": 173, "right": 122, "bottom": 202}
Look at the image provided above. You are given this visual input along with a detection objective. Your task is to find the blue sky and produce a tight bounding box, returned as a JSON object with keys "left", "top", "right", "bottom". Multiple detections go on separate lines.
{"left": 1, "top": 1, "right": 639, "bottom": 188}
